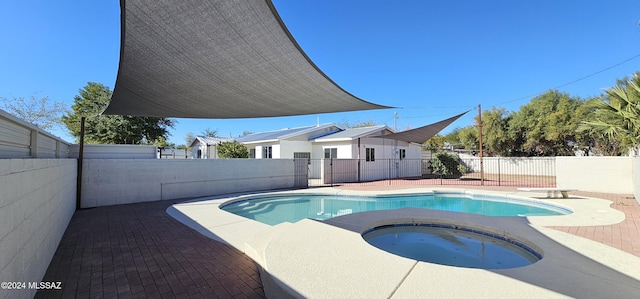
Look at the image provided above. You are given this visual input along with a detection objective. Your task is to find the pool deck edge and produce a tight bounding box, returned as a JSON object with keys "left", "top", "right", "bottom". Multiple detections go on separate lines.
{"left": 168, "top": 187, "right": 640, "bottom": 299}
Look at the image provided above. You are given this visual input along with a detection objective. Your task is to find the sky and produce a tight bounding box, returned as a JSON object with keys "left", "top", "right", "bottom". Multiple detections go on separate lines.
{"left": 1, "top": 0, "right": 639, "bottom": 145}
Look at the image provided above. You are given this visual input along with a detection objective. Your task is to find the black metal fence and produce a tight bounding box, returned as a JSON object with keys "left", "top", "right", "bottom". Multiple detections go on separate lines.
{"left": 306, "top": 157, "right": 556, "bottom": 187}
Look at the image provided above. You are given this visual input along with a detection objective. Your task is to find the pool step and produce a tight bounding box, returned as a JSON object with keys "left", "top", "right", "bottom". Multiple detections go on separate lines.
{"left": 245, "top": 222, "right": 294, "bottom": 266}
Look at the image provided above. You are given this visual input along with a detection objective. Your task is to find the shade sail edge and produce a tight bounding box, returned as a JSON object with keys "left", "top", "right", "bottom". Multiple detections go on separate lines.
{"left": 104, "top": 0, "right": 392, "bottom": 118}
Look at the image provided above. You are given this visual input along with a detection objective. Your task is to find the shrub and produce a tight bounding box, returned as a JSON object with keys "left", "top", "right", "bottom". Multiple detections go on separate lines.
{"left": 429, "top": 152, "right": 464, "bottom": 178}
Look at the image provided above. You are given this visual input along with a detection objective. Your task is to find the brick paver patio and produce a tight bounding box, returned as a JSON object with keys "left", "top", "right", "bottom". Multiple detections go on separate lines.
{"left": 35, "top": 200, "right": 264, "bottom": 299}
{"left": 548, "top": 191, "right": 640, "bottom": 258}
{"left": 35, "top": 184, "right": 639, "bottom": 298}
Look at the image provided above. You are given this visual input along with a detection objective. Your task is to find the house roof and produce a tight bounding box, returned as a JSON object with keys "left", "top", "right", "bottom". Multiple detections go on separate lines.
{"left": 237, "top": 123, "right": 340, "bottom": 144}
{"left": 189, "top": 136, "right": 232, "bottom": 148}
{"left": 103, "top": 0, "right": 391, "bottom": 118}
{"left": 313, "top": 125, "right": 393, "bottom": 142}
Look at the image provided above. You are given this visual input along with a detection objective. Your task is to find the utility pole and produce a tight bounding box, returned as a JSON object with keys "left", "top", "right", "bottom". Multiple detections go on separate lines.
{"left": 477, "top": 105, "right": 484, "bottom": 185}
{"left": 394, "top": 111, "right": 398, "bottom": 130}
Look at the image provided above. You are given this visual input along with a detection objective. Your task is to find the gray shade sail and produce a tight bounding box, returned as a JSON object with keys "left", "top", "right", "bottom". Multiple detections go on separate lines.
{"left": 104, "top": 0, "right": 391, "bottom": 118}
{"left": 374, "top": 111, "right": 469, "bottom": 144}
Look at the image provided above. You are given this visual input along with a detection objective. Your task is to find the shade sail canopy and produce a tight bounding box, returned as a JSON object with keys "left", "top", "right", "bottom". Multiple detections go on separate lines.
{"left": 374, "top": 111, "right": 469, "bottom": 144}
{"left": 104, "top": 0, "right": 391, "bottom": 118}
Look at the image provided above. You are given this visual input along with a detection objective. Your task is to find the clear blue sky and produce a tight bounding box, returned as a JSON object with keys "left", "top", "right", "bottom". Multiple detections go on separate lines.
{"left": 1, "top": 0, "right": 639, "bottom": 145}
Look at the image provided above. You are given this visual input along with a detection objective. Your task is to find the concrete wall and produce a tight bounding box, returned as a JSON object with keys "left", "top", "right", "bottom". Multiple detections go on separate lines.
{"left": 556, "top": 156, "right": 633, "bottom": 194}
{"left": 459, "top": 154, "right": 556, "bottom": 176}
{"left": 80, "top": 159, "right": 306, "bottom": 208}
{"left": 0, "top": 159, "right": 76, "bottom": 299}
{"left": 70, "top": 144, "right": 157, "bottom": 159}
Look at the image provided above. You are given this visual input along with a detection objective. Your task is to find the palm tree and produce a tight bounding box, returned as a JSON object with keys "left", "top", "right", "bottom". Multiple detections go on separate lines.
{"left": 582, "top": 73, "right": 640, "bottom": 155}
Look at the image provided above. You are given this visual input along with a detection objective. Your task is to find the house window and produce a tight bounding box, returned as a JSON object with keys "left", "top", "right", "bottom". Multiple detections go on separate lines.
{"left": 249, "top": 149, "right": 255, "bottom": 159}
{"left": 366, "top": 148, "right": 375, "bottom": 162}
{"left": 324, "top": 148, "right": 337, "bottom": 159}
{"left": 197, "top": 149, "right": 202, "bottom": 159}
{"left": 399, "top": 149, "right": 406, "bottom": 160}
{"left": 263, "top": 146, "right": 272, "bottom": 159}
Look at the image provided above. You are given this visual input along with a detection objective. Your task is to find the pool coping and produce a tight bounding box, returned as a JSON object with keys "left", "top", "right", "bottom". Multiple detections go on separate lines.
{"left": 167, "top": 187, "right": 640, "bottom": 298}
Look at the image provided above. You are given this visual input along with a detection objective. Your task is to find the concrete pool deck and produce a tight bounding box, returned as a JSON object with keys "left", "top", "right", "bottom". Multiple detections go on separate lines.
{"left": 168, "top": 187, "right": 640, "bottom": 298}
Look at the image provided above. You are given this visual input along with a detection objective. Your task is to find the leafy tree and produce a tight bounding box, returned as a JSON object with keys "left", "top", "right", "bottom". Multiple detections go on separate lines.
{"left": 153, "top": 136, "right": 176, "bottom": 148}
{"left": 508, "top": 90, "right": 584, "bottom": 156}
{"left": 217, "top": 140, "right": 248, "bottom": 158}
{"left": 62, "top": 82, "right": 175, "bottom": 144}
{"left": 339, "top": 119, "right": 378, "bottom": 128}
{"left": 480, "top": 107, "right": 516, "bottom": 156}
{"left": 582, "top": 73, "right": 640, "bottom": 155}
{"left": 185, "top": 132, "right": 195, "bottom": 147}
{"left": 201, "top": 128, "right": 219, "bottom": 137}
{"left": 422, "top": 134, "right": 445, "bottom": 152}
{"left": 0, "top": 95, "right": 67, "bottom": 130}
{"left": 457, "top": 126, "right": 478, "bottom": 152}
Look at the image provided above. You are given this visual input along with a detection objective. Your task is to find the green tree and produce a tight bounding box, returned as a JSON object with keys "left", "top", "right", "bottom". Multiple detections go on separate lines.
{"left": 422, "top": 134, "right": 445, "bottom": 152}
{"left": 201, "top": 128, "right": 219, "bottom": 137}
{"left": 62, "top": 82, "right": 175, "bottom": 144}
{"left": 508, "top": 90, "right": 584, "bottom": 156}
{"left": 0, "top": 95, "right": 67, "bottom": 130}
{"left": 582, "top": 73, "right": 640, "bottom": 155}
{"left": 480, "top": 107, "right": 516, "bottom": 156}
{"left": 217, "top": 140, "right": 249, "bottom": 158}
{"left": 339, "top": 119, "right": 378, "bottom": 128}
{"left": 185, "top": 132, "right": 195, "bottom": 147}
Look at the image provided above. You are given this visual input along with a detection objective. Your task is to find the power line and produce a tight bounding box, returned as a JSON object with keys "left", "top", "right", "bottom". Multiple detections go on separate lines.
{"left": 398, "top": 53, "right": 640, "bottom": 111}
{"left": 494, "top": 53, "right": 640, "bottom": 106}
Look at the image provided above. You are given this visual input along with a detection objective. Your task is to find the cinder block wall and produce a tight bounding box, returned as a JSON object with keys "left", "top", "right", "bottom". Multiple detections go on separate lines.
{"left": 556, "top": 157, "right": 633, "bottom": 194}
{"left": 81, "top": 159, "right": 304, "bottom": 208}
{"left": 0, "top": 159, "right": 76, "bottom": 299}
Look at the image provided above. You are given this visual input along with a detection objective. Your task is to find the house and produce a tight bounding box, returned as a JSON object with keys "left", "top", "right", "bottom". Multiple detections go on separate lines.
{"left": 236, "top": 123, "right": 342, "bottom": 159}
{"left": 311, "top": 125, "right": 423, "bottom": 182}
{"left": 236, "top": 123, "right": 423, "bottom": 183}
{"left": 189, "top": 136, "right": 233, "bottom": 159}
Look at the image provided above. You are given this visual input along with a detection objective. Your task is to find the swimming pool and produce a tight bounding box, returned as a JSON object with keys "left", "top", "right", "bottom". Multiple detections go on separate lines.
{"left": 220, "top": 193, "right": 570, "bottom": 225}
{"left": 362, "top": 223, "right": 541, "bottom": 269}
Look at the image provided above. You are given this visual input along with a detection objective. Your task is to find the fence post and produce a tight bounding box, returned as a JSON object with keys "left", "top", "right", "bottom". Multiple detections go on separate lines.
{"left": 498, "top": 157, "right": 501, "bottom": 186}
{"left": 388, "top": 159, "right": 391, "bottom": 186}
{"left": 330, "top": 158, "right": 333, "bottom": 187}
{"left": 30, "top": 129, "right": 38, "bottom": 158}
{"left": 76, "top": 117, "right": 85, "bottom": 210}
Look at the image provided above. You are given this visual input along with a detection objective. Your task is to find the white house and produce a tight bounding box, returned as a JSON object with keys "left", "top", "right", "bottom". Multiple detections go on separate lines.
{"left": 236, "top": 123, "right": 342, "bottom": 159}
{"left": 311, "top": 125, "right": 423, "bottom": 182}
{"left": 236, "top": 123, "right": 424, "bottom": 183}
{"left": 189, "top": 136, "right": 233, "bottom": 159}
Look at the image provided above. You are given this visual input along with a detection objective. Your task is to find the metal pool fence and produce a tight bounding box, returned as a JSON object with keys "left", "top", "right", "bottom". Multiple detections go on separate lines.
{"left": 305, "top": 157, "right": 556, "bottom": 188}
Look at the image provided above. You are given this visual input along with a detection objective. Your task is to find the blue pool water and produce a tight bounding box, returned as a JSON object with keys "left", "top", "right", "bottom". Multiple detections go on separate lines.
{"left": 363, "top": 224, "right": 541, "bottom": 269}
{"left": 220, "top": 193, "right": 569, "bottom": 225}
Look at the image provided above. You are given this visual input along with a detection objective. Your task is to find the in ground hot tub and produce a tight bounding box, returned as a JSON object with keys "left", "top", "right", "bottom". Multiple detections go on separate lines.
{"left": 362, "top": 223, "right": 541, "bottom": 269}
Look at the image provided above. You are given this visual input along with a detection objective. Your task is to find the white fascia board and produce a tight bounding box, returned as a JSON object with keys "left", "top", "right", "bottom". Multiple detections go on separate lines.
{"left": 241, "top": 139, "right": 279, "bottom": 145}
{"left": 313, "top": 138, "right": 353, "bottom": 143}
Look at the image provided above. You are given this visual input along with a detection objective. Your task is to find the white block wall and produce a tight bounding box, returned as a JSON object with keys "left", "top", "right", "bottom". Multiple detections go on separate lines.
{"left": 458, "top": 154, "right": 555, "bottom": 176}
{"left": 0, "top": 159, "right": 76, "bottom": 299}
{"left": 69, "top": 144, "right": 157, "bottom": 159}
{"left": 556, "top": 156, "right": 633, "bottom": 194}
{"left": 81, "top": 159, "right": 303, "bottom": 208}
